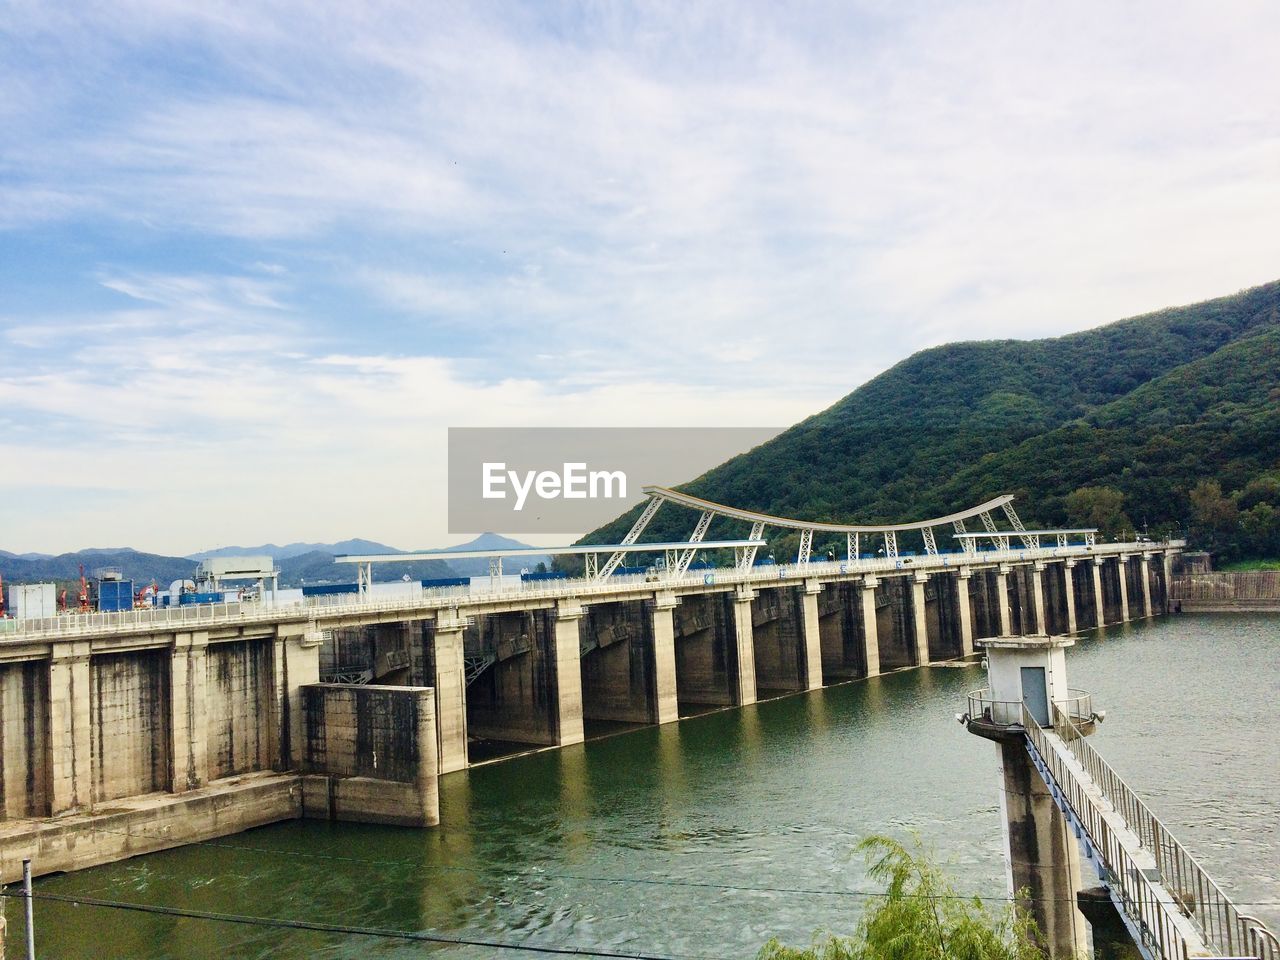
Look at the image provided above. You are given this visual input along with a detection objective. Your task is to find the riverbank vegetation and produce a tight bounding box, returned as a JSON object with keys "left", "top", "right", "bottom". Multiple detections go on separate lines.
{"left": 757, "top": 836, "right": 1044, "bottom": 960}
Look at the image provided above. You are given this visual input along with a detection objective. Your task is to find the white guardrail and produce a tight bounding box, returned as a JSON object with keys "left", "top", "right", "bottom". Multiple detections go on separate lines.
{"left": 0, "top": 540, "right": 1178, "bottom": 643}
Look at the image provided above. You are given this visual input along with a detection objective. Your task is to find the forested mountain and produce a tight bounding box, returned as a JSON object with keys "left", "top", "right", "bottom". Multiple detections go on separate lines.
{"left": 583, "top": 280, "right": 1280, "bottom": 562}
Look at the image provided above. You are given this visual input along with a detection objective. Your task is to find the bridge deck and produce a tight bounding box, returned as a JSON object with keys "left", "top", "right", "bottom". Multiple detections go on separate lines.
{"left": 0, "top": 539, "right": 1173, "bottom": 645}
{"left": 1023, "top": 705, "right": 1278, "bottom": 960}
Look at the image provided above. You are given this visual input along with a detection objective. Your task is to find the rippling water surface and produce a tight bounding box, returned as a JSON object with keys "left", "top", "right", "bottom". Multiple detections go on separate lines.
{"left": 16, "top": 614, "right": 1280, "bottom": 958}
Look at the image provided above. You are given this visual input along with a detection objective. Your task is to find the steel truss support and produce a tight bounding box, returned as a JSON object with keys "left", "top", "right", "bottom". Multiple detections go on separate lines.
{"left": 597, "top": 495, "right": 664, "bottom": 580}
{"left": 922, "top": 527, "right": 938, "bottom": 556}
{"left": 847, "top": 532, "right": 860, "bottom": 561}
{"left": 737, "top": 521, "right": 766, "bottom": 571}
{"left": 674, "top": 511, "right": 713, "bottom": 577}
{"left": 884, "top": 530, "right": 898, "bottom": 560}
{"left": 488, "top": 556, "right": 504, "bottom": 581}
{"left": 954, "top": 520, "right": 974, "bottom": 554}
{"left": 584, "top": 554, "right": 599, "bottom": 579}
{"left": 1002, "top": 501, "right": 1036, "bottom": 549}
{"left": 797, "top": 529, "right": 813, "bottom": 565}
{"left": 980, "top": 511, "right": 999, "bottom": 534}
{"left": 1057, "top": 533, "right": 1069, "bottom": 548}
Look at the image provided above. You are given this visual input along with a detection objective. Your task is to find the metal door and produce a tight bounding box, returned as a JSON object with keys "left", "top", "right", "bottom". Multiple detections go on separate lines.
{"left": 1020, "top": 666, "right": 1050, "bottom": 726}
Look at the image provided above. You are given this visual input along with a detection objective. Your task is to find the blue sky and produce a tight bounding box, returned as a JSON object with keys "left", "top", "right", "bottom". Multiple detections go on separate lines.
{"left": 3, "top": 1, "right": 1279, "bottom": 555}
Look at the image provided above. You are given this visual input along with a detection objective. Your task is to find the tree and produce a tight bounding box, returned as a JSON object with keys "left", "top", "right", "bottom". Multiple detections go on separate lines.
{"left": 1239, "top": 503, "right": 1280, "bottom": 559}
{"left": 758, "top": 836, "right": 1044, "bottom": 960}
{"left": 1063, "top": 486, "right": 1131, "bottom": 540}
{"left": 1189, "top": 479, "right": 1238, "bottom": 554}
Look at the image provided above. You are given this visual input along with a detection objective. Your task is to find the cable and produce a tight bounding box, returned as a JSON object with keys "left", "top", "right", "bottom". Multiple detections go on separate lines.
{"left": 0, "top": 889, "right": 729, "bottom": 960}
{"left": 35, "top": 822, "right": 1280, "bottom": 908}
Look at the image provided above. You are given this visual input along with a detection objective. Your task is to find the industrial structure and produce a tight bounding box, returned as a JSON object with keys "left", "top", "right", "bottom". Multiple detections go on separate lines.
{"left": 0, "top": 487, "right": 1185, "bottom": 899}
{"left": 965, "top": 635, "right": 1279, "bottom": 960}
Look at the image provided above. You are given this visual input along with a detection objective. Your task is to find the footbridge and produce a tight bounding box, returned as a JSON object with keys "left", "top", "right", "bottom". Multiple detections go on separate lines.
{"left": 0, "top": 490, "right": 1183, "bottom": 883}
{"left": 965, "top": 635, "right": 1278, "bottom": 960}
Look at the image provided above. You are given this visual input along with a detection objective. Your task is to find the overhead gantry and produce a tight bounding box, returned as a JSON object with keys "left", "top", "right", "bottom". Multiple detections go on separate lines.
{"left": 335, "top": 539, "right": 767, "bottom": 596}
{"left": 595, "top": 486, "right": 1097, "bottom": 580}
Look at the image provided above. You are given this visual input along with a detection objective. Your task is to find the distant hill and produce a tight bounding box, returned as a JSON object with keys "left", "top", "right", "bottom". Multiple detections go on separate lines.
{"left": 0, "top": 549, "right": 196, "bottom": 587}
{"left": 429, "top": 533, "right": 553, "bottom": 576}
{"left": 0, "top": 533, "right": 555, "bottom": 589}
{"left": 582, "top": 279, "right": 1280, "bottom": 563}
{"left": 188, "top": 538, "right": 399, "bottom": 561}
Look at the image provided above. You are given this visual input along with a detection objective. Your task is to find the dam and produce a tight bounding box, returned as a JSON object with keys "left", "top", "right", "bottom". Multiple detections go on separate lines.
{"left": 0, "top": 486, "right": 1182, "bottom": 883}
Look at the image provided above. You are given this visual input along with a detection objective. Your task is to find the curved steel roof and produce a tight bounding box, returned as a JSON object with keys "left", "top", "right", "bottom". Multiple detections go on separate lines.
{"left": 640, "top": 486, "right": 1016, "bottom": 534}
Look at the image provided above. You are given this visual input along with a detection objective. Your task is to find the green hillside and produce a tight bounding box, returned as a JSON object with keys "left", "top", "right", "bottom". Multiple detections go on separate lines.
{"left": 583, "top": 280, "right": 1280, "bottom": 562}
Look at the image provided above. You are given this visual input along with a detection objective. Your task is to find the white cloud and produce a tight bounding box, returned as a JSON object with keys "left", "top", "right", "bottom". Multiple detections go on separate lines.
{"left": 1, "top": 1, "right": 1279, "bottom": 551}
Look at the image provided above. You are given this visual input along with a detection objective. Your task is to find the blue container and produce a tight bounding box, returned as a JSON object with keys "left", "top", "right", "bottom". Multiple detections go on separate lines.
{"left": 179, "top": 591, "right": 223, "bottom": 606}
{"left": 97, "top": 579, "right": 134, "bottom": 612}
{"left": 611, "top": 565, "right": 648, "bottom": 576}
{"left": 520, "top": 571, "right": 569, "bottom": 582}
{"left": 421, "top": 577, "right": 470, "bottom": 589}
{"left": 302, "top": 583, "right": 360, "bottom": 596}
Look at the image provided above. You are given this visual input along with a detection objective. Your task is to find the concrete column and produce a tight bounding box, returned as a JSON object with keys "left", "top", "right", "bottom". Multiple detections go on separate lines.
{"left": 1140, "top": 555, "right": 1153, "bottom": 619}
{"left": 1032, "top": 563, "right": 1047, "bottom": 635}
{"left": 861, "top": 577, "right": 881, "bottom": 677}
{"left": 911, "top": 573, "right": 930, "bottom": 665}
{"left": 997, "top": 739, "right": 1088, "bottom": 958}
{"left": 432, "top": 612, "right": 469, "bottom": 774}
{"left": 651, "top": 592, "right": 680, "bottom": 724}
{"left": 553, "top": 601, "right": 586, "bottom": 746}
{"left": 732, "top": 587, "right": 758, "bottom": 706}
{"left": 1117, "top": 556, "right": 1130, "bottom": 622}
{"left": 273, "top": 623, "right": 322, "bottom": 771}
{"left": 1162, "top": 551, "right": 1174, "bottom": 613}
{"left": 170, "top": 630, "right": 210, "bottom": 792}
{"left": 957, "top": 570, "right": 974, "bottom": 657}
{"left": 1091, "top": 559, "right": 1105, "bottom": 627}
{"left": 1063, "top": 562, "right": 1078, "bottom": 635}
{"left": 48, "top": 640, "right": 92, "bottom": 815}
{"left": 800, "top": 581, "right": 824, "bottom": 690}
{"left": 997, "top": 565, "right": 1013, "bottom": 637}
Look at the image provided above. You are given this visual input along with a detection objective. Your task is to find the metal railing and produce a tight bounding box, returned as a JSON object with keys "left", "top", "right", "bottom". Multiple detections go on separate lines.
{"left": 0, "top": 538, "right": 1177, "bottom": 644}
{"left": 967, "top": 689, "right": 1093, "bottom": 728}
{"left": 1031, "top": 703, "right": 1278, "bottom": 960}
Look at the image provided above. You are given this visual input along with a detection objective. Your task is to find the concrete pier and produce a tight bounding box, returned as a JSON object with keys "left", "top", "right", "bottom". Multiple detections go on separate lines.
{"left": 997, "top": 737, "right": 1089, "bottom": 955}
{"left": 431, "top": 613, "right": 469, "bottom": 774}
{"left": 800, "top": 581, "right": 824, "bottom": 690}
{"left": 996, "top": 566, "right": 1013, "bottom": 636}
{"left": 1117, "top": 555, "right": 1131, "bottom": 622}
{"left": 650, "top": 593, "right": 680, "bottom": 723}
{"left": 732, "top": 587, "right": 758, "bottom": 705}
{"left": 553, "top": 601, "right": 586, "bottom": 745}
{"left": 1031, "top": 563, "right": 1047, "bottom": 636}
{"left": 862, "top": 576, "right": 881, "bottom": 677}
{"left": 1091, "top": 559, "right": 1106, "bottom": 627}
{"left": 1063, "top": 561, "right": 1078, "bottom": 634}
{"left": 911, "top": 573, "right": 930, "bottom": 665}
{"left": 957, "top": 570, "right": 975, "bottom": 657}
{"left": 1140, "top": 554, "right": 1154, "bottom": 619}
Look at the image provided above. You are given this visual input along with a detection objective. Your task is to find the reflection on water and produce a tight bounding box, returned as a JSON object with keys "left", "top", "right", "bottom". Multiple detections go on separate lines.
{"left": 15, "top": 615, "right": 1280, "bottom": 958}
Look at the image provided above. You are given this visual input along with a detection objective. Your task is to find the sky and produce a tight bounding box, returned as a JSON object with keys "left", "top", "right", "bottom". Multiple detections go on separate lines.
{"left": 2, "top": 1, "right": 1279, "bottom": 556}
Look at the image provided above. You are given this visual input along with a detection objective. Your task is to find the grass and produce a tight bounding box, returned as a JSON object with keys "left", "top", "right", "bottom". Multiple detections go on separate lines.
{"left": 1220, "top": 559, "right": 1280, "bottom": 571}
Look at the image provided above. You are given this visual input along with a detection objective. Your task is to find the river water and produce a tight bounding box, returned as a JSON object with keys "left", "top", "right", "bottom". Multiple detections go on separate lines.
{"left": 14, "top": 614, "right": 1280, "bottom": 959}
